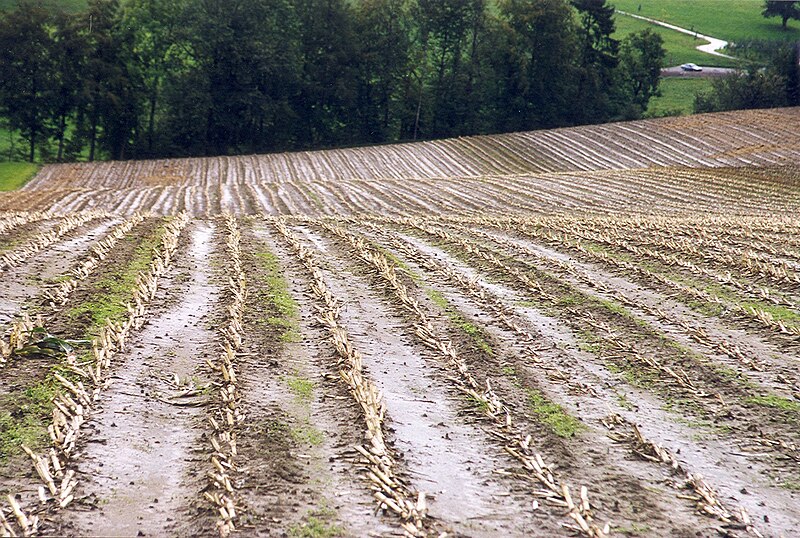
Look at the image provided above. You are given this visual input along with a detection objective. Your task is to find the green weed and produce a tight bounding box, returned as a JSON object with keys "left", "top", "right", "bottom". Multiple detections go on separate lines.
{"left": 0, "top": 162, "right": 38, "bottom": 191}
{"left": 255, "top": 250, "right": 301, "bottom": 342}
{"left": 525, "top": 389, "right": 584, "bottom": 438}
{"left": 286, "top": 375, "right": 314, "bottom": 402}
{"left": 746, "top": 394, "right": 800, "bottom": 412}
{"left": 426, "top": 289, "right": 494, "bottom": 356}
{"left": 288, "top": 515, "right": 341, "bottom": 538}
{"left": 291, "top": 424, "right": 325, "bottom": 447}
{"left": 67, "top": 221, "right": 166, "bottom": 336}
{"left": 0, "top": 377, "right": 60, "bottom": 462}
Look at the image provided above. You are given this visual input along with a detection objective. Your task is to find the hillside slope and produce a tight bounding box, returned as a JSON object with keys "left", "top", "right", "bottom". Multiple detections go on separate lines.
{"left": 9, "top": 107, "right": 800, "bottom": 216}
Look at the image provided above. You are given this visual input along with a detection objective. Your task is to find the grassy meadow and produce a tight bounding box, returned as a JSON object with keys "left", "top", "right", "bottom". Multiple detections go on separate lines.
{"left": 0, "top": 162, "right": 38, "bottom": 191}
{"left": 647, "top": 78, "right": 713, "bottom": 116}
{"left": 613, "top": 0, "right": 800, "bottom": 43}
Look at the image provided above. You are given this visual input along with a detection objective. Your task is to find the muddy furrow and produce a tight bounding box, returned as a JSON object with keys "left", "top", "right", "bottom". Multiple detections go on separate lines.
{"left": 470, "top": 226, "right": 800, "bottom": 397}
{"left": 495, "top": 219, "right": 800, "bottom": 344}
{"left": 348, "top": 220, "right": 732, "bottom": 537}
{"left": 53, "top": 219, "right": 217, "bottom": 537}
{"left": 0, "top": 217, "right": 120, "bottom": 332}
{"left": 0, "top": 214, "right": 190, "bottom": 536}
{"left": 237, "top": 221, "right": 392, "bottom": 536}
{"left": 356, "top": 220, "right": 798, "bottom": 537}
{"left": 45, "top": 214, "right": 148, "bottom": 309}
{"left": 0, "top": 211, "right": 110, "bottom": 273}
{"left": 0, "top": 212, "right": 52, "bottom": 237}
{"left": 385, "top": 219, "right": 800, "bottom": 478}
{"left": 534, "top": 219, "right": 800, "bottom": 313}
{"left": 270, "top": 219, "right": 430, "bottom": 537}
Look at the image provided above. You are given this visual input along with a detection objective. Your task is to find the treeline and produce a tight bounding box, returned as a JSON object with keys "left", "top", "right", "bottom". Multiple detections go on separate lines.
{"left": 0, "top": 0, "right": 665, "bottom": 162}
{"left": 695, "top": 41, "right": 800, "bottom": 114}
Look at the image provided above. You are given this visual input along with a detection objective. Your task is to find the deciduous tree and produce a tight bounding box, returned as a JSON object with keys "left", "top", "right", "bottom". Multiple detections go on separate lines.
{"left": 763, "top": 0, "right": 800, "bottom": 29}
{"left": 0, "top": 4, "right": 57, "bottom": 162}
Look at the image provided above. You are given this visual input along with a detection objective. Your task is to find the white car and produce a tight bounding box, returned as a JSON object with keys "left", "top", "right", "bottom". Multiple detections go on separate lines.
{"left": 680, "top": 63, "right": 703, "bottom": 72}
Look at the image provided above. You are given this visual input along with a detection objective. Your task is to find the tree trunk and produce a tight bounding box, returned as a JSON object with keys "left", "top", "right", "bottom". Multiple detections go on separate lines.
{"left": 147, "top": 87, "right": 157, "bottom": 154}
{"left": 28, "top": 127, "right": 35, "bottom": 163}
{"left": 57, "top": 113, "right": 66, "bottom": 162}
{"left": 89, "top": 114, "right": 97, "bottom": 162}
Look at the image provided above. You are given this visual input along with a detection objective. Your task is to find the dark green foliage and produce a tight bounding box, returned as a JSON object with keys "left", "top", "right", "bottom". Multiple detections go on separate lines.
{"left": 0, "top": 0, "right": 720, "bottom": 161}
{"left": 763, "top": 0, "right": 800, "bottom": 29}
{"left": 498, "top": 0, "right": 580, "bottom": 130}
{"left": 695, "top": 39, "right": 799, "bottom": 113}
{"left": 618, "top": 29, "right": 666, "bottom": 114}
{"left": 353, "top": 0, "right": 413, "bottom": 143}
{"left": 695, "top": 69, "right": 788, "bottom": 113}
{"left": 571, "top": 0, "right": 620, "bottom": 123}
{"left": 0, "top": 4, "right": 57, "bottom": 162}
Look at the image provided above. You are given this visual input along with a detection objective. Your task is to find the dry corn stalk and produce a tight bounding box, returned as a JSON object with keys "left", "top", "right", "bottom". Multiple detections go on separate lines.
{"left": 271, "top": 217, "right": 428, "bottom": 537}
{"left": 204, "top": 214, "right": 245, "bottom": 537}
{"left": 317, "top": 219, "right": 608, "bottom": 538}
{"left": 5, "top": 213, "right": 189, "bottom": 534}
{"left": 0, "top": 211, "right": 109, "bottom": 272}
{"left": 607, "top": 421, "right": 763, "bottom": 536}
{"left": 46, "top": 213, "right": 147, "bottom": 307}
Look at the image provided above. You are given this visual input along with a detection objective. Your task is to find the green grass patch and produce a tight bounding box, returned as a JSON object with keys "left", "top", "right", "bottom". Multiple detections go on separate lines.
{"left": 525, "top": 388, "right": 584, "bottom": 438}
{"left": 576, "top": 328, "right": 607, "bottom": 354}
{"left": 468, "top": 394, "right": 491, "bottom": 413}
{"left": 555, "top": 292, "right": 583, "bottom": 307}
{"left": 286, "top": 375, "right": 314, "bottom": 402}
{"left": 613, "top": 523, "right": 653, "bottom": 536}
{"left": 614, "top": 0, "right": 800, "bottom": 44}
{"left": 0, "top": 375, "right": 61, "bottom": 462}
{"left": 636, "top": 260, "right": 798, "bottom": 327}
{"left": 616, "top": 392, "right": 635, "bottom": 411}
{"left": 67, "top": 221, "right": 166, "bottom": 336}
{"left": 779, "top": 479, "right": 800, "bottom": 491}
{"left": 579, "top": 240, "right": 630, "bottom": 260}
{"left": 614, "top": 12, "right": 740, "bottom": 68}
{"left": 646, "top": 77, "right": 713, "bottom": 117}
{"left": 425, "top": 288, "right": 494, "bottom": 356}
{"left": 0, "top": 0, "right": 87, "bottom": 12}
{"left": 0, "top": 162, "right": 39, "bottom": 191}
{"left": 597, "top": 297, "right": 629, "bottom": 317}
{"left": 740, "top": 300, "right": 800, "bottom": 325}
{"left": 255, "top": 250, "right": 301, "bottom": 343}
{"left": 290, "top": 423, "right": 325, "bottom": 447}
{"left": 746, "top": 394, "right": 800, "bottom": 412}
{"left": 288, "top": 514, "right": 341, "bottom": 538}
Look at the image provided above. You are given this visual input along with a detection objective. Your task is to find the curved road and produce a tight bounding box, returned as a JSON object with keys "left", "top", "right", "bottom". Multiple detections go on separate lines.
{"left": 616, "top": 10, "right": 736, "bottom": 60}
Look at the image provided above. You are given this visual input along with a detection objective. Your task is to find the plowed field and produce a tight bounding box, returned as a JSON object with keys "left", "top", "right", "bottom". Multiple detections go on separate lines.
{"left": 1, "top": 108, "right": 799, "bottom": 537}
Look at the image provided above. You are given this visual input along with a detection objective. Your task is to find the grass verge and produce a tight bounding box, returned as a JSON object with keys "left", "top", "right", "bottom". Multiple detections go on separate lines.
{"left": 614, "top": 12, "right": 740, "bottom": 68}
{"left": 525, "top": 388, "right": 585, "bottom": 438}
{"left": 646, "top": 77, "right": 713, "bottom": 117}
{"left": 613, "top": 0, "right": 800, "bottom": 44}
{"left": 0, "top": 162, "right": 39, "bottom": 191}
{"left": 0, "top": 376, "right": 59, "bottom": 461}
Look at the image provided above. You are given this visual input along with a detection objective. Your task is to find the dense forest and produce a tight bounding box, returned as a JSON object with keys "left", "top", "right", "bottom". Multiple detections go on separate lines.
{"left": 1, "top": 0, "right": 670, "bottom": 161}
